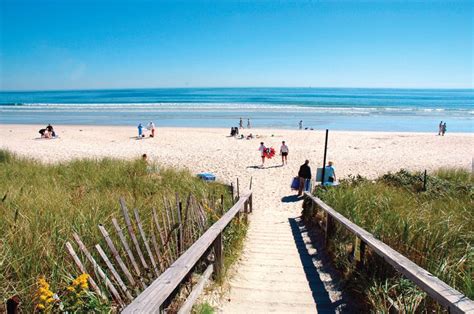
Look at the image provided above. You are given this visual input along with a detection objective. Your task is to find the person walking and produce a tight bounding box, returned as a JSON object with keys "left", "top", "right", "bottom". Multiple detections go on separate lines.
{"left": 258, "top": 142, "right": 266, "bottom": 168}
{"left": 239, "top": 118, "right": 243, "bottom": 129}
{"left": 138, "top": 123, "right": 144, "bottom": 138}
{"left": 438, "top": 121, "right": 443, "bottom": 135}
{"left": 297, "top": 160, "right": 311, "bottom": 196}
{"left": 280, "top": 141, "right": 289, "bottom": 165}
{"left": 299, "top": 120, "right": 303, "bottom": 130}
{"left": 247, "top": 118, "right": 251, "bottom": 129}
{"left": 442, "top": 122, "right": 447, "bottom": 136}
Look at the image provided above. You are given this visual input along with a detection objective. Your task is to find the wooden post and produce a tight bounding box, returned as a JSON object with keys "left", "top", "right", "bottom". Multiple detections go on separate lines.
{"left": 357, "top": 240, "right": 366, "bottom": 269}
{"left": 213, "top": 233, "right": 223, "bottom": 280}
{"left": 249, "top": 193, "right": 253, "bottom": 213}
{"left": 321, "top": 129, "right": 329, "bottom": 185}
{"left": 230, "top": 183, "right": 234, "bottom": 203}
{"left": 324, "top": 212, "right": 332, "bottom": 247}
{"left": 236, "top": 178, "right": 240, "bottom": 201}
{"left": 177, "top": 201, "right": 183, "bottom": 254}
{"left": 423, "top": 169, "right": 427, "bottom": 191}
{"left": 220, "top": 194, "right": 224, "bottom": 215}
{"left": 249, "top": 176, "right": 253, "bottom": 190}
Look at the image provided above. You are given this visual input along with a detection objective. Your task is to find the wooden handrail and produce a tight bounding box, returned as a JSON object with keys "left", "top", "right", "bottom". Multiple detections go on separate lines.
{"left": 123, "top": 191, "right": 253, "bottom": 313}
{"left": 304, "top": 192, "right": 474, "bottom": 314}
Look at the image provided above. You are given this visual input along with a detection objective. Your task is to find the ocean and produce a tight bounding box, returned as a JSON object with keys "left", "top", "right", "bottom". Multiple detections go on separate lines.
{"left": 0, "top": 88, "right": 472, "bottom": 132}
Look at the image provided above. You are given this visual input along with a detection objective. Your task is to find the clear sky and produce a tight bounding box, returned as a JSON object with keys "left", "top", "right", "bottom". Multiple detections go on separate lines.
{"left": 0, "top": 0, "right": 472, "bottom": 91}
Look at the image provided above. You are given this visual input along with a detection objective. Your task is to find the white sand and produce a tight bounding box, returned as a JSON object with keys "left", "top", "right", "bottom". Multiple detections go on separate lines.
{"left": 1, "top": 125, "right": 473, "bottom": 312}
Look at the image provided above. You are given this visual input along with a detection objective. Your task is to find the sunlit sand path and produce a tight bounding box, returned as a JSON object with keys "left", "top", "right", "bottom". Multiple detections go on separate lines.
{"left": 218, "top": 164, "right": 347, "bottom": 313}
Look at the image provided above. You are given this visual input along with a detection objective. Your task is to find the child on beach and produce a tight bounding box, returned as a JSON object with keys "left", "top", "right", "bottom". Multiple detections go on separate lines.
{"left": 239, "top": 118, "right": 243, "bottom": 129}
{"left": 280, "top": 141, "right": 289, "bottom": 165}
{"left": 138, "top": 123, "right": 144, "bottom": 138}
{"left": 441, "top": 122, "right": 447, "bottom": 136}
{"left": 438, "top": 121, "right": 443, "bottom": 135}
{"left": 258, "top": 142, "right": 266, "bottom": 167}
{"left": 247, "top": 118, "right": 251, "bottom": 129}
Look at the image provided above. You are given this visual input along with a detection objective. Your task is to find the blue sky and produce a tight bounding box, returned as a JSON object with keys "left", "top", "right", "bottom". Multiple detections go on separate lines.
{"left": 0, "top": 0, "right": 472, "bottom": 90}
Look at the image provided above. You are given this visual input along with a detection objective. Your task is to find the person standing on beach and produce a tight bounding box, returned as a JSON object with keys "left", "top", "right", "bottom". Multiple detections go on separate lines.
{"left": 138, "top": 123, "right": 144, "bottom": 138}
{"left": 442, "top": 122, "right": 447, "bottom": 136}
{"left": 280, "top": 141, "right": 289, "bottom": 165}
{"left": 239, "top": 118, "right": 243, "bottom": 129}
{"left": 247, "top": 118, "right": 251, "bottom": 129}
{"left": 258, "top": 142, "right": 266, "bottom": 167}
{"left": 148, "top": 121, "right": 155, "bottom": 137}
{"left": 438, "top": 121, "right": 443, "bottom": 135}
{"left": 297, "top": 160, "right": 311, "bottom": 196}
{"left": 299, "top": 120, "right": 303, "bottom": 130}
{"left": 324, "top": 161, "right": 337, "bottom": 184}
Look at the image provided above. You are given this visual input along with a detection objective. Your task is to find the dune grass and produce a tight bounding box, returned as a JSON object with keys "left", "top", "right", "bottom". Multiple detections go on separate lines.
{"left": 0, "top": 150, "right": 239, "bottom": 311}
{"left": 312, "top": 168, "right": 473, "bottom": 311}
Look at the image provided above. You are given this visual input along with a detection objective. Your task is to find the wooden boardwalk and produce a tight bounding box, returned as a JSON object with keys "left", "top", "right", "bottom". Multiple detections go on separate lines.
{"left": 220, "top": 177, "right": 347, "bottom": 313}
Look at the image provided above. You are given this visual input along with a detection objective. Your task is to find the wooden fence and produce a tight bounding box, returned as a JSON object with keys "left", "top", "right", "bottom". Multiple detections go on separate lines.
{"left": 303, "top": 192, "right": 474, "bottom": 314}
{"left": 122, "top": 191, "right": 253, "bottom": 313}
{"left": 64, "top": 186, "right": 250, "bottom": 312}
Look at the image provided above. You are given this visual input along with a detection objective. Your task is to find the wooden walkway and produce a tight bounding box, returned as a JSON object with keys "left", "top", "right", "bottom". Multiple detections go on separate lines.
{"left": 220, "top": 177, "right": 347, "bottom": 313}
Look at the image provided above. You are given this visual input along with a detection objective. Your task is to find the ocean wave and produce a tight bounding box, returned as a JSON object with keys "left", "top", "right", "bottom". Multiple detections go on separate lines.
{"left": 0, "top": 102, "right": 472, "bottom": 116}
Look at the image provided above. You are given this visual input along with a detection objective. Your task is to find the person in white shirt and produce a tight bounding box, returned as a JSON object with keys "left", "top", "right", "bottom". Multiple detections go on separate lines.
{"left": 258, "top": 142, "right": 266, "bottom": 167}
{"left": 147, "top": 121, "right": 156, "bottom": 137}
{"left": 280, "top": 141, "right": 289, "bottom": 165}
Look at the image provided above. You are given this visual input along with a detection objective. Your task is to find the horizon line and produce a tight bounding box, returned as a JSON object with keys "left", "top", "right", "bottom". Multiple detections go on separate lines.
{"left": 1, "top": 86, "right": 473, "bottom": 93}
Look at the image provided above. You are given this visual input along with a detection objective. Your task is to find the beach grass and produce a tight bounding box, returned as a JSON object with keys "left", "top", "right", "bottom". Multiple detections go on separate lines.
{"left": 0, "top": 150, "right": 239, "bottom": 311}
{"left": 311, "top": 168, "right": 473, "bottom": 311}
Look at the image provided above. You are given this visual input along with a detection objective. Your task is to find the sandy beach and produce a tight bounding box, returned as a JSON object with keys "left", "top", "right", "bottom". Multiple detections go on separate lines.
{"left": 1, "top": 125, "right": 472, "bottom": 178}
{"left": 1, "top": 124, "right": 473, "bottom": 311}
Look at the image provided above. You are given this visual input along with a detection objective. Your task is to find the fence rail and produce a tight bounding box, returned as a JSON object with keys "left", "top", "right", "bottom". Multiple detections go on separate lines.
{"left": 123, "top": 191, "right": 253, "bottom": 313}
{"left": 304, "top": 192, "right": 474, "bottom": 314}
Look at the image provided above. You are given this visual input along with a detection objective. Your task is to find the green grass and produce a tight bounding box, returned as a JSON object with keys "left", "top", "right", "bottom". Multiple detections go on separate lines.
{"left": 193, "top": 302, "right": 215, "bottom": 314}
{"left": 310, "top": 168, "right": 473, "bottom": 311}
{"left": 0, "top": 150, "right": 240, "bottom": 311}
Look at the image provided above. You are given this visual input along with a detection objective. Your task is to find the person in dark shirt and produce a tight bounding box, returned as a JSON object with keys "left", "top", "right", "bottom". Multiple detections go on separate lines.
{"left": 298, "top": 160, "right": 311, "bottom": 196}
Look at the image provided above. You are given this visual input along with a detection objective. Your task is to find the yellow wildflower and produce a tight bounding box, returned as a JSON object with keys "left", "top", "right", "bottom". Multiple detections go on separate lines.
{"left": 36, "top": 276, "right": 56, "bottom": 311}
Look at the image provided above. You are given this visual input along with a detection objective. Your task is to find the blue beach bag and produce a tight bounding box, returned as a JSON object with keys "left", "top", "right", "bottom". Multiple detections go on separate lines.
{"left": 291, "top": 177, "right": 299, "bottom": 190}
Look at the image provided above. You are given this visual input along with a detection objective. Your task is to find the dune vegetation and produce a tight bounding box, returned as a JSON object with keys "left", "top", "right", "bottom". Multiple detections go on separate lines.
{"left": 0, "top": 150, "right": 243, "bottom": 311}
{"left": 310, "top": 168, "right": 473, "bottom": 312}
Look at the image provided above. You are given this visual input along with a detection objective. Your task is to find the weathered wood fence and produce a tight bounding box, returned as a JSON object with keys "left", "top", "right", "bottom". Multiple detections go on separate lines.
{"left": 303, "top": 192, "right": 474, "bottom": 314}
{"left": 123, "top": 191, "right": 253, "bottom": 313}
{"left": 64, "top": 185, "right": 251, "bottom": 312}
